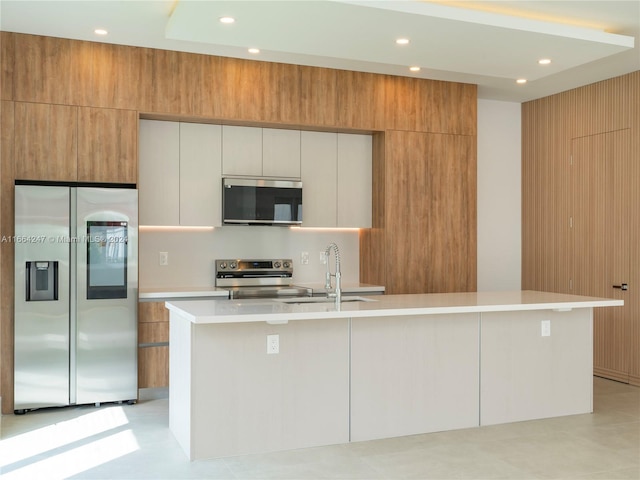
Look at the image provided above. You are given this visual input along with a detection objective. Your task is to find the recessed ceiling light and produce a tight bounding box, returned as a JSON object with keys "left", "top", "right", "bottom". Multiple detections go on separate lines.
{"left": 396, "top": 38, "right": 410, "bottom": 45}
{"left": 94, "top": 29, "right": 108, "bottom": 35}
{"left": 516, "top": 78, "right": 527, "bottom": 84}
{"left": 248, "top": 48, "right": 260, "bottom": 54}
{"left": 409, "top": 66, "right": 421, "bottom": 72}
{"left": 219, "top": 16, "right": 235, "bottom": 24}
{"left": 538, "top": 58, "right": 552, "bottom": 65}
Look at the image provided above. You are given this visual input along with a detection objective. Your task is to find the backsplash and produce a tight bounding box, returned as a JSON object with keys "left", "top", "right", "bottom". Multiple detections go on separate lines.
{"left": 139, "top": 226, "right": 360, "bottom": 288}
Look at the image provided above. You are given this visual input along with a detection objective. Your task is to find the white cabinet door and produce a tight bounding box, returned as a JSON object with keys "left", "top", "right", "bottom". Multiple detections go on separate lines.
{"left": 263, "top": 128, "right": 301, "bottom": 178}
{"left": 337, "top": 134, "right": 372, "bottom": 228}
{"left": 301, "top": 131, "right": 337, "bottom": 227}
{"left": 221, "top": 125, "right": 262, "bottom": 176}
{"left": 179, "top": 123, "right": 222, "bottom": 226}
{"left": 139, "top": 120, "right": 180, "bottom": 225}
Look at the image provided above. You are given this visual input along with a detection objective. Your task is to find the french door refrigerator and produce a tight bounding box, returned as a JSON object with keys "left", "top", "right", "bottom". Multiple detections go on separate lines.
{"left": 14, "top": 183, "right": 138, "bottom": 413}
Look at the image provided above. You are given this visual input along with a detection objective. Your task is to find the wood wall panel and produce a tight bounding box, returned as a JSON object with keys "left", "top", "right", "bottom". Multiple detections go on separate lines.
{"left": 628, "top": 72, "right": 640, "bottom": 386}
{"left": 78, "top": 42, "right": 143, "bottom": 110}
{"left": 337, "top": 71, "right": 386, "bottom": 131}
{"left": 522, "top": 72, "right": 639, "bottom": 385}
{"left": 77, "top": 107, "right": 137, "bottom": 183}
{"left": 14, "top": 102, "right": 77, "bottom": 181}
{"left": 521, "top": 91, "right": 573, "bottom": 294}
{"left": 0, "top": 101, "right": 16, "bottom": 412}
{"left": 13, "top": 35, "right": 82, "bottom": 105}
{"left": 299, "top": 66, "right": 337, "bottom": 127}
{"left": 1, "top": 32, "right": 15, "bottom": 100}
{"left": 574, "top": 75, "right": 631, "bottom": 137}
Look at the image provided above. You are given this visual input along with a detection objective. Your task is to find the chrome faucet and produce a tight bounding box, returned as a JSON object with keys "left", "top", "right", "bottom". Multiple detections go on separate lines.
{"left": 324, "top": 243, "right": 342, "bottom": 306}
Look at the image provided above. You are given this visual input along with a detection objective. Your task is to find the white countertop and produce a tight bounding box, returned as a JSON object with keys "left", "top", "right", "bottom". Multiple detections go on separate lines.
{"left": 165, "top": 290, "right": 623, "bottom": 325}
{"left": 139, "top": 286, "right": 230, "bottom": 300}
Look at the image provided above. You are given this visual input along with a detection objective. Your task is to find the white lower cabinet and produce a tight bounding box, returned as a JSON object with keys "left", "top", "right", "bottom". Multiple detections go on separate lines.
{"left": 350, "top": 314, "right": 480, "bottom": 441}
{"left": 301, "top": 131, "right": 372, "bottom": 228}
{"left": 139, "top": 120, "right": 222, "bottom": 226}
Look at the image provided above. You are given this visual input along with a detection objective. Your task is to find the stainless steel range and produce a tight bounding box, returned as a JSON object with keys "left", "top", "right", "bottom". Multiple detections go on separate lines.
{"left": 215, "top": 259, "right": 311, "bottom": 299}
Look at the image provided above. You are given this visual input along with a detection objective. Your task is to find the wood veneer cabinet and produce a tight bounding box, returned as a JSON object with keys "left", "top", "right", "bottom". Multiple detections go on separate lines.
{"left": 522, "top": 71, "right": 640, "bottom": 386}
{"left": 361, "top": 130, "right": 477, "bottom": 294}
{"left": 138, "top": 302, "right": 169, "bottom": 388}
{"left": 14, "top": 102, "right": 77, "bottom": 181}
{"left": 77, "top": 107, "right": 137, "bottom": 184}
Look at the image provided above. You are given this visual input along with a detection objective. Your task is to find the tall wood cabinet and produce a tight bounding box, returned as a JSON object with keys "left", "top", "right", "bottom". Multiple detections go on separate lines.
{"left": 522, "top": 72, "right": 640, "bottom": 386}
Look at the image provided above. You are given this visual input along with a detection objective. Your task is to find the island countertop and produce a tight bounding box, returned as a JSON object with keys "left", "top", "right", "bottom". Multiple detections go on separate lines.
{"left": 165, "top": 290, "right": 623, "bottom": 324}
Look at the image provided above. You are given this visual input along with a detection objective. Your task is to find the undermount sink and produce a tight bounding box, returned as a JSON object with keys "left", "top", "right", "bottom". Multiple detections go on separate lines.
{"left": 275, "top": 296, "right": 377, "bottom": 304}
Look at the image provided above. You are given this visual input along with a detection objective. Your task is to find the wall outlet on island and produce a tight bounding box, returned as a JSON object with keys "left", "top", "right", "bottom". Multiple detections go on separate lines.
{"left": 541, "top": 320, "right": 551, "bottom": 337}
{"left": 267, "top": 334, "right": 279, "bottom": 354}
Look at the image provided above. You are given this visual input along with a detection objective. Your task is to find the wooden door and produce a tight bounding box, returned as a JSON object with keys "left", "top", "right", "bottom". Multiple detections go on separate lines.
{"left": 77, "top": 107, "right": 137, "bottom": 184}
{"left": 571, "top": 130, "right": 631, "bottom": 382}
{"left": 14, "top": 102, "right": 77, "bottom": 181}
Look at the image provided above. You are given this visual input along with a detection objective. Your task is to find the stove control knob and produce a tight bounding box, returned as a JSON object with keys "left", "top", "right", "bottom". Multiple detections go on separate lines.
{"left": 219, "top": 262, "right": 227, "bottom": 269}
{"left": 229, "top": 262, "right": 237, "bottom": 269}
{"left": 274, "top": 261, "right": 281, "bottom": 269}
{"left": 283, "top": 261, "right": 291, "bottom": 268}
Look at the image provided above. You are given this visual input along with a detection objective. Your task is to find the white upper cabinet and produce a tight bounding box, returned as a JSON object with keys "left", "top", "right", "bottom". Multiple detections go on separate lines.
{"left": 222, "top": 125, "right": 301, "bottom": 178}
{"left": 301, "top": 131, "right": 372, "bottom": 228}
{"left": 179, "top": 123, "right": 222, "bottom": 226}
{"left": 139, "top": 119, "right": 222, "bottom": 226}
{"left": 139, "top": 120, "right": 180, "bottom": 226}
{"left": 221, "top": 126, "right": 262, "bottom": 176}
{"left": 301, "top": 131, "right": 338, "bottom": 227}
{"left": 262, "top": 128, "right": 301, "bottom": 178}
{"left": 337, "top": 133, "right": 372, "bottom": 228}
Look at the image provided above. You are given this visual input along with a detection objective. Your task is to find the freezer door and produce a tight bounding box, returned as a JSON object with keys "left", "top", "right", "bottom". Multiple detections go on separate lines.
{"left": 14, "top": 185, "right": 71, "bottom": 410}
{"left": 75, "top": 188, "right": 138, "bottom": 404}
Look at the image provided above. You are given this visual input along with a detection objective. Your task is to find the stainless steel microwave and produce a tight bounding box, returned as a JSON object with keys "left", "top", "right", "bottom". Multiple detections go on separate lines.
{"left": 222, "top": 178, "right": 303, "bottom": 226}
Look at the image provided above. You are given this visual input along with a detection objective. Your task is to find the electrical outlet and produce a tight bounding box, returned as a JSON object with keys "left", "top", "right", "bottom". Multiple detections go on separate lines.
{"left": 320, "top": 251, "right": 327, "bottom": 264}
{"left": 159, "top": 251, "right": 169, "bottom": 266}
{"left": 301, "top": 251, "right": 309, "bottom": 265}
{"left": 541, "top": 320, "right": 551, "bottom": 337}
{"left": 267, "top": 334, "right": 279, "bottom": 354}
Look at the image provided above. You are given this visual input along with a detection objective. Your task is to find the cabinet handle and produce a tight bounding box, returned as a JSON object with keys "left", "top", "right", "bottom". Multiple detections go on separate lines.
{"left": 612, "top": 283, "right": 628, "bottom": 291}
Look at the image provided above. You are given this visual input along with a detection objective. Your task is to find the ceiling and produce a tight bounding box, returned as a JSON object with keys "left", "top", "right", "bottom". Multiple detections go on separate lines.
{"left": 1, "top": 0, "right": 639, "bottom": 102}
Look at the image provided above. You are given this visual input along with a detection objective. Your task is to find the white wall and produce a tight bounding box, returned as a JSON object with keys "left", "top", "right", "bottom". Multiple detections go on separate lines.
{"left": 477, "top": 99, "right": 522, "bottom": 291}
{"left": 139, "top": 226, "right": 360, "bottom": 288}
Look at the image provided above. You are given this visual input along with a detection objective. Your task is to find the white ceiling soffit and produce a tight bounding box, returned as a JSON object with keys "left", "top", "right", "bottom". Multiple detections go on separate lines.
{"left": 1, "top": 1, "right": 638, "bottom": 102}
{"left": 165, "top": 1, "right": 633, "bottom": 84}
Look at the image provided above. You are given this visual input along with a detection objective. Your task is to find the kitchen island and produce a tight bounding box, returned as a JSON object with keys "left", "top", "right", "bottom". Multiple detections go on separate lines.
{"left": 166, "top": 291, "right": 622, "bottom": 460}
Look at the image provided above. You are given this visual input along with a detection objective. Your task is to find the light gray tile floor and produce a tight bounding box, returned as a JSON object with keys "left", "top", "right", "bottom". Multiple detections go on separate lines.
{"left": 0, "top": 377, "right": 638, "bottom": 479}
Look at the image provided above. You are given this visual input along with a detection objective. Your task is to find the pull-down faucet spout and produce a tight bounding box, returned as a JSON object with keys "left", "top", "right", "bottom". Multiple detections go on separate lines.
{"left": 324, "top": 243, "right": 342, "bottom": 306}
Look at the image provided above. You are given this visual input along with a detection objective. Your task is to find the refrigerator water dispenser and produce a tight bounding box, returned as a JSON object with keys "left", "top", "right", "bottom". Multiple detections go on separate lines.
{"left": 26, "top": 261, "right": 58, "bottom": 301}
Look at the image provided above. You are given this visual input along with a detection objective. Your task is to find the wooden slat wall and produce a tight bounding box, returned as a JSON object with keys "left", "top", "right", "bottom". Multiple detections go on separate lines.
{"left": 522, "top": 72, "right": 640, "bottom": 386}
{"left": 0, "top": 32, "right": 478, "bottom": 412}
{"left": 629, "top": 72, "right": 640, "bottom": 385}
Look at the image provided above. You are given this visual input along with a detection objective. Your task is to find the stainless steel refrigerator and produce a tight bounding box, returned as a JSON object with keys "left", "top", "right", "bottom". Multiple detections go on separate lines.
{"left": 14, "top": 183, "right": 138, "bottom": 413}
